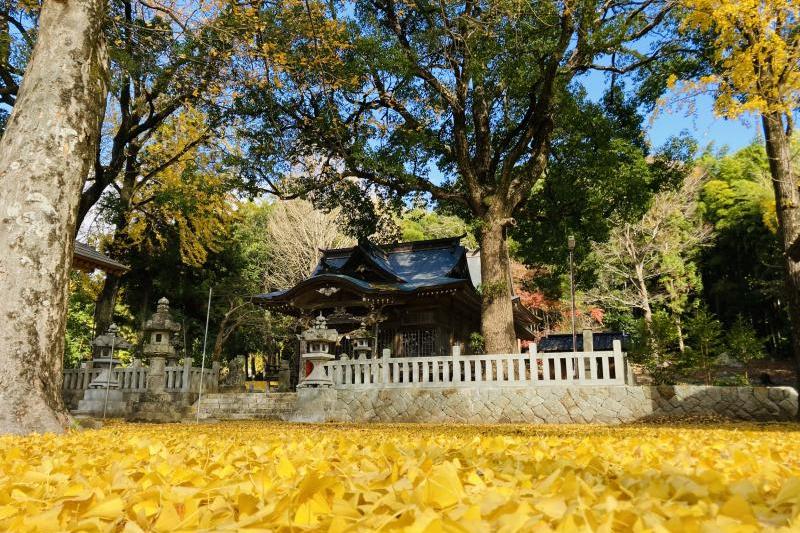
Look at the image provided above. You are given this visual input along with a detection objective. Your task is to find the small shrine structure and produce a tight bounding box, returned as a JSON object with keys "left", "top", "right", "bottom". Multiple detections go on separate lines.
{"left": 255, "top": 236, "right": 537, "bottom": 360}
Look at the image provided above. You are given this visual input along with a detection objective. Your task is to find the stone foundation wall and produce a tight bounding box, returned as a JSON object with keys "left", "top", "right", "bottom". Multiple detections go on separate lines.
{"left": 197, "top": 393, "right": 298, "bottom": 420}
{"left": 197, "top": 385, "right": 798, "bottom": 424}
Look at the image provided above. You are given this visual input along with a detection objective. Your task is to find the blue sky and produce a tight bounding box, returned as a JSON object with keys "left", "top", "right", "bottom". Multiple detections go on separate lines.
{"left": 579, "top": 70, "right": 761, "bottom": 154}
{"left": 647, "top": 93, "right": 760, "bottom": 153}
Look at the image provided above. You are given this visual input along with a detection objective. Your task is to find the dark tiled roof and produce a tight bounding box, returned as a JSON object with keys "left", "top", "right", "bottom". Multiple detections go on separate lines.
{"left": 72, "top": 241, "right": 128, "bottom": 274}
{"left": 256, "top": 236, "right": 473, "bottom": 301}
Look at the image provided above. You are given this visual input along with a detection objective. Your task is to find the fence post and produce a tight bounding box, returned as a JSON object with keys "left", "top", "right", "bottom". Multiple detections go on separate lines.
{"left": 82, "top": 361, "right": 93, "bottom": 390}
{"left": 382, "top": 348, "right": 391, "bottom": 384}
{"left": 529, "top": 343, "right": 537, "bottom": 384}
{"left": 182, "top": 357, "right": 192, "bottom": 392}
{"left": 452, "top": 344, "right": 461, "bottom": 385}
{"left": 612, "top": 339, "right": 624, "bottom": 384}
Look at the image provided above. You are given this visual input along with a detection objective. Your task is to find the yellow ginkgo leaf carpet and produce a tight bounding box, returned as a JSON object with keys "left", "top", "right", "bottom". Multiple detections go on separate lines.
{"left": 1, "top": 421, "right": 799, "bottom": 532}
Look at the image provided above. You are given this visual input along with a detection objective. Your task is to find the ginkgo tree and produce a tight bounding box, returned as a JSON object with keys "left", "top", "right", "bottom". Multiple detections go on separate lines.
{"left": 677, "top": 0, "right": 800, "bottom": 390}
{"left": 92, "top": 107, "right": 238, "bottom": 336}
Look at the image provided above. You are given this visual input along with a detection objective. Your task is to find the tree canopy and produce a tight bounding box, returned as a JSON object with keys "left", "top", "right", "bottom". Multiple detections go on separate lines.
{"left": 230, "top": 0, "right": 686, "bottom": 352}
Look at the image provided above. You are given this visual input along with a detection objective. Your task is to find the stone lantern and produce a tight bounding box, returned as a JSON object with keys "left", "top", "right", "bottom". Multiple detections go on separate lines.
{"left": 77, "top": 323, "right": 133, "bottom": 416}
{"left": 142, "top": 297, "right": 181, "bottom": 365}
{"left": 349, "top": 322, "right": 374, "bottom": 360}
{"left": 298, "top": 314, "right": 338, "bottom": 388}
{"left": 89, "top": 323, "right": 133, "bottom": 387}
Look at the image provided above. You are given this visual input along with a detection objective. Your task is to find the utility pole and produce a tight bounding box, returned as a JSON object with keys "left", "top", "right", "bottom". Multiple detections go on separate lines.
{"left": 568, "top": 235, "right": 577, "bottom": 354}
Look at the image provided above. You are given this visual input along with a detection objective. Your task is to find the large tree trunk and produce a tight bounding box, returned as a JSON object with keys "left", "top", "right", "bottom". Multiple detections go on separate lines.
{"left": 93, "top": 272, "right": 122, "bottom": 337}
{"left": 0, "top": 0, "right": 108, "bottom": 435}
{"left": 479, "top": 219, "right": 517, "bottom": 353}
{"left": 761, "top": 113, "right": 800, "bottom": 398}
{"left": 93, "top": 147, "right": 138, "bottom": 333}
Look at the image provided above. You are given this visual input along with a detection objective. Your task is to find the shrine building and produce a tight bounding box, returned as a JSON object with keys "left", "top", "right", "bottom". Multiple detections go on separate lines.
{"left": 254, "top": 236, "right": 536, "bottom": 357}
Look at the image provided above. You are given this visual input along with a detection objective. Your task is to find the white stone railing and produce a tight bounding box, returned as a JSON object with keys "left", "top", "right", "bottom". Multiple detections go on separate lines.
{"left": 63, "top": 360, "right": 218, "bottom": 394}
{"left": 63, "top": 368, "right": 104, "bottom": 391}
{"left": 116, "top": 367, "right": 149, "bottom": 391}
{"left": 324, "top": 341, "right": 627, "bottom": 389}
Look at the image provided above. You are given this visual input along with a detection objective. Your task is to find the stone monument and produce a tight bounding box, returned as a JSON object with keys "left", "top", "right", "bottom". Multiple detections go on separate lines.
{"left": 220, "top": 355, "right": 246, "bottom": 392}
{"left": 76, "top": 324, "right": 133, "bottom": 417}
{"left": 141, "top": 297, "right": 181, "bottom": 365}
{"left": 128, "top": 297, "right": 189, "bottom": 422}
{"left": 298, "top": 314, "right": 338, "bottom": 388}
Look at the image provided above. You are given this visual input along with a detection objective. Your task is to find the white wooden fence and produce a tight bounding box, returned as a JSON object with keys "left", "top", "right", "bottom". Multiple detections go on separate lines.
{"left": 325, "top": 341, "right": 627, "bottom": 389}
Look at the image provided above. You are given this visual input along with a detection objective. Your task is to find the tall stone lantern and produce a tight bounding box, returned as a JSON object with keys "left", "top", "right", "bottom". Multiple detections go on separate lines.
{"left": 142, "top": 297, "right": 182, "bottom": 365}
{"left": 298, "top": 314, "right": 338, "bottom": 388}
{"left": 138, "top": 296, "right": 181, "bottom": 398}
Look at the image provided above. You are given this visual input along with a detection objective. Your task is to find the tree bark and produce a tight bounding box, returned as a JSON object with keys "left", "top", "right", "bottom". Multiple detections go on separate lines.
{"left": 0, "top": 0, "right": 108, "bottom": 435}
{"left": 761, "top": 113, "right": 800, "bottom": 398}
{"left": 92, "top": 148, "right": 138, "bottom": 334}
{"left": 479, "top": 218, "right": 517, "bottom": 353}
{"left": 93, "top": 273, "right": 122, "bottom": 337}
{"left": 635, "top": 262, "right": 653, "bottom": 325}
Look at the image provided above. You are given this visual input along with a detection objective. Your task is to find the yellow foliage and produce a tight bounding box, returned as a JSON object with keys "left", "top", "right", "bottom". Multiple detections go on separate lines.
{"left": 125, "top": 106, "right": 238, "bottom": 267}
{"left": 0, "top": 422, "right": 799, "bottom": 531}
{"left": 678, "top": 0, "right": 800, "bottom": 117}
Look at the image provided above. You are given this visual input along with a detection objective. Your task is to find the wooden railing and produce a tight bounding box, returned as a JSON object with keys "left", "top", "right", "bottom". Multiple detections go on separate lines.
{"left": 324, "top": 341, "right": 627, "bottom": 389}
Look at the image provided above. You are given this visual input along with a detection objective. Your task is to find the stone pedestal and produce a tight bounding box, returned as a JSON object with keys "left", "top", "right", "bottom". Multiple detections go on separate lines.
{"left": 76, "top": 388, "right": 128, "bottom": 417}
{"left": 127, "top": 391, "right": 193, "bottom": 423}
{"left": 291, "top": 387, "right": 336, "bottom": 422}
{"left": 298, "top": 352, "right": 335, "bottom": 388}
{"left": 146, "top": 357, "right": 166, "bottom": 393}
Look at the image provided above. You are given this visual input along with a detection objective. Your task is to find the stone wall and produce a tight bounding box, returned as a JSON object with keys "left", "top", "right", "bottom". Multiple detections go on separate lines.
{"left": 196, "top": 385, "right": 798, "bottom": 424}
{"left": 198, "top": 393, "right": 298, "bottom": 420}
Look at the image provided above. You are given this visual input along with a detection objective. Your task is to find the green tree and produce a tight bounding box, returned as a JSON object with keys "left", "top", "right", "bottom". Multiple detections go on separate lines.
{"left": 398, "top": 207, "right": 478, "bottom": 249}
{"left": 628, "top": 311, "right": 685, "bottom": 385}
{"left": 64, "top": 273, "right": 99, "bottom": 369}
{"left": 589, "top": 171, "right": 712, "bottom": 349}
{"left": 512, "top": 89, "right": 692, "bottom": 296}
{"left": 698, "top": 142, "right": 789, "bottom": 356}
{"left": 685, "top": 307, "right": 724, "bottom": 385}
{"left": 235, "top": 0, "right": 683, "bottom": 353}
{"left": 726, "top": 316, "right": 767, "bottom": 381}
{"left": 677, "top": 0, "right": 800, "bottom": 393}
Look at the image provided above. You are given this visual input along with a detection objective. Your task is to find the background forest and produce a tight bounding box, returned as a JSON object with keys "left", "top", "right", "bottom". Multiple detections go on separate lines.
{"left": 65, "top": 138, "right": 797, "bottom": 386}
{"left": 0, "top": 0, "right": 796, "bottom": 387}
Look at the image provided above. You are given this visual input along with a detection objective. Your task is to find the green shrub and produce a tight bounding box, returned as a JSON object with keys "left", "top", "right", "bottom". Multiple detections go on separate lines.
{"left": 469, "top": 332, "right": 485, "bottom": 354}
{"left": 627, "top": 311, "right": 687, "bottom": 384}
{"left": 684, "top": 307, "right": 723, "bottom": 385}
{"left": 725, "top": 316, "right": 766, "bottom": 380}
